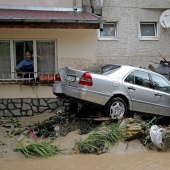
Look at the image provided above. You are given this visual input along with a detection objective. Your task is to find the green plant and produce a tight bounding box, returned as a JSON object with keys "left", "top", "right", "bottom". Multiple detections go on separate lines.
{"left": 74, "top": 121, "right": 124, "bottom": 154}
{"left": 15, "top": 140, "right": 58, "bottom": 158}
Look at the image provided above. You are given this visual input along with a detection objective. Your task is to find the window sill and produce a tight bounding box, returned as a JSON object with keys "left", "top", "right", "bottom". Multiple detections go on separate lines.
{"left": 139, "top": 37, "right": 159, "bottom": 41}
{"left": 98, "top": 37, "right": 119, "bottom": 41}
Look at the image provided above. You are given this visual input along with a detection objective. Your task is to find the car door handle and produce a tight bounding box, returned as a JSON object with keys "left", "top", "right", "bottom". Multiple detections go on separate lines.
{"left": 155, "top": 93, "right": 162, "bottom": 97}
{"left": 127, "top": 86, "right": 136, "bottom": 90}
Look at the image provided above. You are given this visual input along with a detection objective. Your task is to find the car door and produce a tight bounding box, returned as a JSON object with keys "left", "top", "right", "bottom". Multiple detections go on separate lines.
{"left": 123, "top": 70, "right": 155, "bottom": 113}
{"left": 150, "top": 74, "right": 170, "bottom": 116}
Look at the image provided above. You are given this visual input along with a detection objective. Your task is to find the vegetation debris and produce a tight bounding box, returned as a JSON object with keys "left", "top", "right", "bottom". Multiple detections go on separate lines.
{"left": 72, "top": 121, "right": 124, "bottom": 154}
{"left": 14, "top": 140, "right": 59, "bottom": 158}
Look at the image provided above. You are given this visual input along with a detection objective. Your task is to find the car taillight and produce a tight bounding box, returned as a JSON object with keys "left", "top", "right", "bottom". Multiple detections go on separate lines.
{"left": 79, "top": 72, "right": 93, "bottom": 86}
{"left": 55, "top": 73, "right": 61, "bottom": 82}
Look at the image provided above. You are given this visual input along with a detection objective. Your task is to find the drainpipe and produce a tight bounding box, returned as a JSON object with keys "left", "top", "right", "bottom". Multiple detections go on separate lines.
{"left": 73, "top": 0, "right": 77, "bottom": 11}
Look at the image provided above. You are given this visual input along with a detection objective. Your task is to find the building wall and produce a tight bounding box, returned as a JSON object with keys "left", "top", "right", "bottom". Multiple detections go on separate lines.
{"left": 0, "top": 28, "right": 97, "bottom": 69}
{"left": 0, "top": 0, "right": 82, "bottom": 8}
{"left": 0, "top": 0, "right": 95, "bottom": 116}
{"left": 0, "top": 84, "right": 55, "bottom": 98}
{"left": 138, "top": 0, "right": 170, "bottom": 8}
{"left": 84, "top": 0, "right": 170, "bottom": 69}
{"left": 0, "top": 29, "right": 97, "bottom": 99}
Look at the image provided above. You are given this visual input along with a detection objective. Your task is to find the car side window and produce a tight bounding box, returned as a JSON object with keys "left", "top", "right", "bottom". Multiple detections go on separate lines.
{"left": 124, "top": 72, "right": 134, "bottom": 84}
{"left": 133, "top": 70, "right": 151, "bottom": 88}
{"left": 151, "top": 74, "right": 170, "bottom": 94}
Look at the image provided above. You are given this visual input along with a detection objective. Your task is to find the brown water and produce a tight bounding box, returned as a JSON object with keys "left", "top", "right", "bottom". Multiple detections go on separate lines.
{"left": 1, "top": 151, "right": 169, "bottom": 170}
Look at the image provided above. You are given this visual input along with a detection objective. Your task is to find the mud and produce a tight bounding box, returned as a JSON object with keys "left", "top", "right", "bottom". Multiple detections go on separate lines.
{"left": 0, "top": 113, "right": 170, "bottom": 170}
{"left": 0, "top": 151, "right": 169, "bottom": 170}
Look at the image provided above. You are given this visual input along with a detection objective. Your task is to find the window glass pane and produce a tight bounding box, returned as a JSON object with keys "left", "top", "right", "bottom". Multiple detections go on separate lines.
{"left": 100, "top": 23, "right": 115, "bottom": 37}
{"left": 151, "top": 74, "right": 170, "bottom": 94}
{"left": 141, "top": 23, "right": 155, "bottom": 36}
{"left": 15, "top": 41, "right": 33, "bottom": 65}
{"left": 134, "top": 70, "right": 151, "bottom": 88}
{"left": 124, "top": 72, "right": 134, "bottom": 84}
{"left": 0, "top": 41, "right": 10, "bottom": 79}
{"left": 37, "top": 41, "right": 55, "bottom": 73}
{"left": 83, "top": 64, "right": 120, "bottom": 74}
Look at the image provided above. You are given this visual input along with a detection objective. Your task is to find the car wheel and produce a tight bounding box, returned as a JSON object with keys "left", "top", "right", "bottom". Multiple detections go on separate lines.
{"left": 106, "top": 97, "right": 127, "bottom": 118}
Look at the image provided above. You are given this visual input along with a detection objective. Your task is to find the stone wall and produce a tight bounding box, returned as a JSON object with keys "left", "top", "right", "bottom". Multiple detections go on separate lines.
{"left": 0, "top": 98, "right": 70, "bottom": 117}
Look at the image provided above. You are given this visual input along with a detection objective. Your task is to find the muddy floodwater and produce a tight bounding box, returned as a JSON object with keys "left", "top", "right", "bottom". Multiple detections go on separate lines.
{"left": 0, "top": 151, "right": 169, "bottom": 170}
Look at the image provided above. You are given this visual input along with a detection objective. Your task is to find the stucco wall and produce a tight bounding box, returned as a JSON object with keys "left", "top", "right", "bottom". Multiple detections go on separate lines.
{"left": 0, "top": 0, "right": 82, "bottom": 8}
{"left": 0, "top": 84, "right": 55, "bottom": 98}
{"left": 0, "top": 29, "right": 97, "bottom": 99}
{"left": 138, "top": 0, "right": 170, "bottom": 8}
{"left": 95, "top": 0, "right": 170, "bottom": 69}
{"left": 0, "top": 28, "right": 97, "bottom": 69}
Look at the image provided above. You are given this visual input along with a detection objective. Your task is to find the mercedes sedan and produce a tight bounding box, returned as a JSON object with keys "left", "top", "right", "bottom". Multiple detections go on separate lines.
{"left": 53, "top": 64, "right": 170, "bottom": 118}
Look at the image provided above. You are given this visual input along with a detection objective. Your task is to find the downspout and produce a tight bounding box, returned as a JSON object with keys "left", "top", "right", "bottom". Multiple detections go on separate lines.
{"left": 73, "top": 0, "right": 77, "bottom": 11}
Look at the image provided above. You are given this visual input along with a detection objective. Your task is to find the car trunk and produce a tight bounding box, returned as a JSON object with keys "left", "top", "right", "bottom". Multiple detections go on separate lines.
{"left": 59, "top": 67, "right": 85, "bottom": 87}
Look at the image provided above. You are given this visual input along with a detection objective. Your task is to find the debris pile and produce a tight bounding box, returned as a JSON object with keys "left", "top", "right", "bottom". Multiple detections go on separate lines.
{"left": 72, "top": 121, "right": 124, "bottom": 155}
{"left": 0, "top": 112, "right": 96, "bottom": 140}
{"left": 119, "top": 115, "right": 144, "bottom": 141}
{"left": 142, "top": 124, "right": 170, "bottom": 151}
{"left": 148, "top": 52, "right": 170, "bottom": 80}
{"left": 1, "top": 112, "right": 170, "bottom": 158}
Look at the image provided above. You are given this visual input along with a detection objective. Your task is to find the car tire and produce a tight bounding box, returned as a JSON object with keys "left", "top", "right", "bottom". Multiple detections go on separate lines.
{"left": 106, "top": 97, "right": 127, "bottom": 118}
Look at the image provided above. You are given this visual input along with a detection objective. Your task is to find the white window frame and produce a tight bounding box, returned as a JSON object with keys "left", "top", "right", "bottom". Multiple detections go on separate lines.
{"left": 97, "top": 22, "right": 119, "bottom": 40}
{"left": 139, "top": 21, "right": 160, "bottom": 41}
{"left": 0, "top": 39, "right": 57, "bottom": 79}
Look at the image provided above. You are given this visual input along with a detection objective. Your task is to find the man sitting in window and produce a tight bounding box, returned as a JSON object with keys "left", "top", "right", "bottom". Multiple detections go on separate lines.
{"left": 15, "top": 51, "right": 34, "bottom": 78}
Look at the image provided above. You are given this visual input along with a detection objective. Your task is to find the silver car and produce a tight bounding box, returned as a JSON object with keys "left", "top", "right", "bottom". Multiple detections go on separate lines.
{"left": 53, "top": 64, "right": 170, "bottom": 118}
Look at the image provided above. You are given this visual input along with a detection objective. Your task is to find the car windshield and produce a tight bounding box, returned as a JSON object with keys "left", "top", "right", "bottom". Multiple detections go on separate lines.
{"left": 83, "top": 64, "right": 121, "bottom": 74}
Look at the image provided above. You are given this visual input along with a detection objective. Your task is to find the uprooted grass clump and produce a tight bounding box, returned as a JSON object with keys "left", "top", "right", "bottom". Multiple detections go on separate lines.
{"left": 14, "top": 140, "right": 60, "bottom": 158}
{"left": 73, "top": 121, "right": 125, "bottom": 154}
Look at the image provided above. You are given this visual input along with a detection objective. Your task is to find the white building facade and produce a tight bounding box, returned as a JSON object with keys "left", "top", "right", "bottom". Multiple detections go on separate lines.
{"left": 84, "top": 0, "right": 170, "bottom": 68}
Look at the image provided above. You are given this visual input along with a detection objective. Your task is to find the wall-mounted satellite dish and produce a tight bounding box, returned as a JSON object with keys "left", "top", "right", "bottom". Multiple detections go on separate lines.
{"left": 160, "top": 9, "right": 170, "bottom": 29}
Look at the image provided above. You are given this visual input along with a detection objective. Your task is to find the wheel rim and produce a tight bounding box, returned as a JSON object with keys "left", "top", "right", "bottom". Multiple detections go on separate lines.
{"left": 110, "top": 101, "right": 125, "bottom": 118}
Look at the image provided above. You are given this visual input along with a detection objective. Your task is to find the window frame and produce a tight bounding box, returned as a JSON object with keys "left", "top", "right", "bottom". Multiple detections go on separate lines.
{"left": 150, "top": 73, "right": 170, "bottom": 94}
{"left": 133, "top": 70, "right": 151, "bottom": 88}
{"left": 124, "top": 70, "right": 152, "bottom": 89}
{"left": 138, "top": 21, "right": 160, "bottom": 41}
{"left": 0, "top": 39, "right": 57, "bottom": 79}
{"left": 97, "top": 22, "right": 119, "bottom": 40}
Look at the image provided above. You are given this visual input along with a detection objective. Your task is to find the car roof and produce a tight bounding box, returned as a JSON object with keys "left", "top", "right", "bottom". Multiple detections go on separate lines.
{"left": 84, "top": 64, "right": 166, "bottom": 80}
{"left": 121, "top": 65, "right": 159, "bottom": 75}
{"left": 109, "top": 64, "right": 167, "bottom": 80}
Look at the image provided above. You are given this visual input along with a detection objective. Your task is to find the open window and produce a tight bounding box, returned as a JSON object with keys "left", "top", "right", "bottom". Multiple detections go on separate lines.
{"left": 14, "top": 41, "right": 33, "bottom": 78}
{"left": 0, "top": 39, "right": 56, "bottom": 83}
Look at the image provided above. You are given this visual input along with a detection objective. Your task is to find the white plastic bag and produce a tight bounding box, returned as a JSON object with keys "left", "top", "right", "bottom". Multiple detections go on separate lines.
{"left": 150, "top": 125, "right": 163, "bottom": 149}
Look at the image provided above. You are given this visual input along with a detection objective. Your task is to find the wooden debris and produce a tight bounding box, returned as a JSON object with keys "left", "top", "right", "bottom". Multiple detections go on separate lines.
{"left": 148, "top": 64, "right": 157, "bottom": 72}
{"left": 80, "top": 117, "right": 110, "bottom": 121}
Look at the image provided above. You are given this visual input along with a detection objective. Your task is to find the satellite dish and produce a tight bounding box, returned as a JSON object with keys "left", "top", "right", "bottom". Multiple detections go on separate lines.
{"left": 160, "top": 9, "right": 170, "bottom": 29}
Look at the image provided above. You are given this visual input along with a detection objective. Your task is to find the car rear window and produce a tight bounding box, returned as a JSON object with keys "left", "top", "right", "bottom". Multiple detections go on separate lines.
{"left": 83, "top": 64, "right": 121, "bottom": 74}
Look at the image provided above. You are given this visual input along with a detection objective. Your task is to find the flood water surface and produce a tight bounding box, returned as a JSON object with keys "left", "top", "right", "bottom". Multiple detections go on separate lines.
{"left": 1, "top": 151, "right": 169, "bottom": 170}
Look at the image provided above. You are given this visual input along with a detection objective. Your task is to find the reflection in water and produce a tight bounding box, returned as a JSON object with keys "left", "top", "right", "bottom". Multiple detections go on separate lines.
{"left": 0, "top": 151, "right": 169, "bottom": 170}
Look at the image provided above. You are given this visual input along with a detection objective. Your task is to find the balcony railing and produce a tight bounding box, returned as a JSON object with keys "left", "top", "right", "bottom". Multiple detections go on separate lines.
{"left": 0, "top": 72, "right": 55, "bottom": 84}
